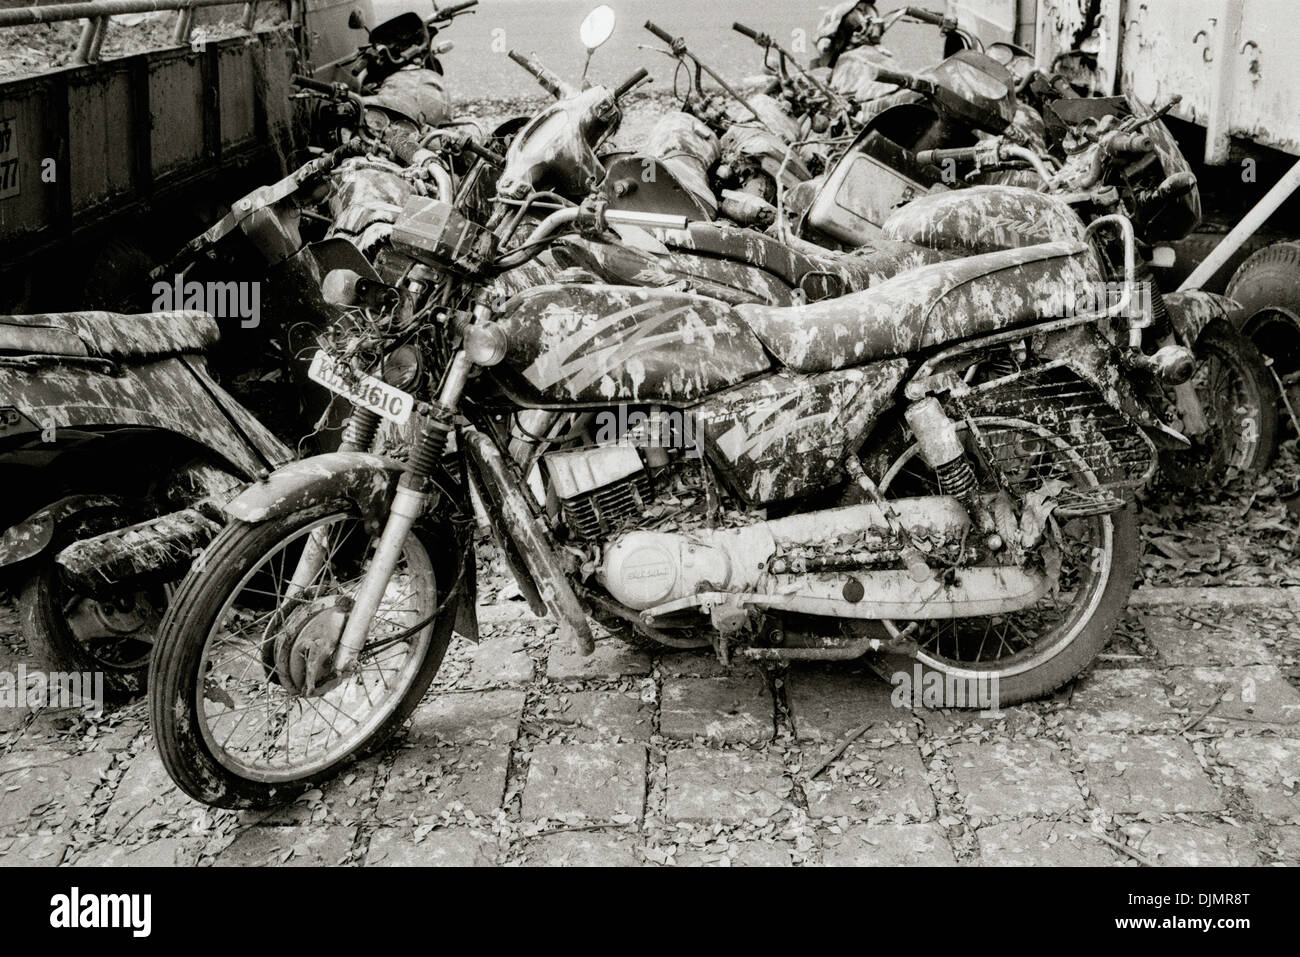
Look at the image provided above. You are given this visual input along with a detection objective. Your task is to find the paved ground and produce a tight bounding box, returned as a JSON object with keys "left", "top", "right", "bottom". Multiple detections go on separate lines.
{"left": 1, "top": 569, "right": 1297, "bottom": 867}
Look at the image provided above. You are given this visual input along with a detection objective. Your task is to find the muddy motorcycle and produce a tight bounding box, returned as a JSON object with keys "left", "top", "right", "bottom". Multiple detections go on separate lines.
{"left": 0, "top": 311, "right": 292, "bottom": 697}
{"left": 148, "top": 36, "right": 1164, "bottom": 803}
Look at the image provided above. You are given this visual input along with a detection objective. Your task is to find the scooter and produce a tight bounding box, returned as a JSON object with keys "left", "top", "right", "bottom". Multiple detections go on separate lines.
{"left": 0, "top": 310, "right": 292, "bottom": 697}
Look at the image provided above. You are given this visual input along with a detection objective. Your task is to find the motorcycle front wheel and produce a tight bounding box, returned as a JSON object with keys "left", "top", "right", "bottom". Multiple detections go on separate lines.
{"left": 149, "top": 500, "right": 457, "bottom": 809}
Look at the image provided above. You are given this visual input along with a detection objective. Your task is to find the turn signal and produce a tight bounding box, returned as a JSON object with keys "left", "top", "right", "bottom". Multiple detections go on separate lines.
{"left": 464, "top": 322, "right": 508, "bottom": 366}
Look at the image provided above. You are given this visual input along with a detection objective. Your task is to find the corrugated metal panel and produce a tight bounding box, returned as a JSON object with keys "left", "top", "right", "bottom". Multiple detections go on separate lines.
{"left": 148, "top": 49, "right": 206, "bottom": 176}
{"left": 219, "top": 43, "right": 256, "bottom": 151}
{"left": 0, "top": 76, "right": 59, "bottom": 238}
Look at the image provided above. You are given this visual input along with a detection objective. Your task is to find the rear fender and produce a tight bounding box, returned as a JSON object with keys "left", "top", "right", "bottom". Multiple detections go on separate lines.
{"left": 0, "top": 494, "right": 127, "bottom": 571}
{"left": 1164, "top": 290, "right": 1239, "bottom": 346}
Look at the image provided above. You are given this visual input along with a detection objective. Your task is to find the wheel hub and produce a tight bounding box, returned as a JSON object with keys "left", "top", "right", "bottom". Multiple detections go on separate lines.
{"left": 273, "top": 599, "right": 350, "bottom": 697}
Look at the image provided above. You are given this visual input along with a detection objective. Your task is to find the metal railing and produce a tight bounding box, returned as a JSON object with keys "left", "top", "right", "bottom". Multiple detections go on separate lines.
{"left": 0, "top": 0, "right": 296, "bottom": 65}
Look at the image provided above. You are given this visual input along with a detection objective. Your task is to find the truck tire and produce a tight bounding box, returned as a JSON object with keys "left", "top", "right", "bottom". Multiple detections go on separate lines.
{"left": 1225, "top": 241, "right": 1300, "bottom": 430}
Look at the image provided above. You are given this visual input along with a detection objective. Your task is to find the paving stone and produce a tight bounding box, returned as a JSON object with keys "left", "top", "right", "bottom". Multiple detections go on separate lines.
{"left": 674, "top": 840, "right": 794, "bottom": 867}
{"left": 379, "top": 744, "right": 509, "bottom": 819}
{"left": 660, "top": 676, "right": 772, "bottom": 745}
{"left": 364, "top": 826, "right": 497, "bottom": 866}
{"left": 819, "top": 823, "right": 956, "bottom": 866}
{"left": 461, "top": 635, "right": 535, "bottom": 688}
{"left": 786, "top": 668, "right": 911, "bottom": 743}
{"left": 522, "top": 830, "right": 640, "bottom": 866}
{"left": 521, "top": 743, "right": 646, "bottom": 821}
{"left": 408, "top": 690, "right": 524, "bottom": 744}
{"left": 976, "top": 820, "right": 1119, "bottom": 866}
{"left": 949, "top": 739, "right": 1084, "bottom": 817}
{"left": 1269, "top": 826, "right": 1300, "bottom": 864}
{"left": 1119, "top": 822, "right": 1260, "bottom": 866}
{"left": 0, "top": 748, "right": 111, "bottom": 834}
{"left": 260, "top": 757, "right": 381, "bottom": 826}
{"left": 665, "top": 749, "right": 788, "bottom": 823}
{"left": 803, "top": 742, "right": 933, "bottom": 821}
{"left": 1071, "top": 669, "right": 1182, "bottom": 732}
{"left": 538, "top": 690, "right": 652, "bottom": 741}
{"left": 1143, "top": 614, "right": 1275, "bottom": 666}
{"left": 545, "top": 638, "right": 651, "bottom": 680}
{"left": 1213, "top": 737, "right": 1300, "bottom": 822}
{"left": 1129, "top": 586, "right": 1293, "bottom": 609}
{"left": 77, "top": 838, "right": 199, "bottom": 867}
{"left": 1166, "top": 666, "right": 1300, "bottom": 733}
{"left": 215, "top": 825, "right": 358, "bottom": 866}
{"left": 97, "top": 745, "right": 188, "bottom": 838}
{"left": 0, "top": 833, "right": 69, "bottom": 866}
{"left": 658, "top": 651, "right": 757, "bottom": 678}
{"left": 1073, "top": 733, "right": 1223, "bottom": 814}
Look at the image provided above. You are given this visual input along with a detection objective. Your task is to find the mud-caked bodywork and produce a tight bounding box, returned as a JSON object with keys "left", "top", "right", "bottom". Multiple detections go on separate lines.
{"left": 881, "top": 185, "right": 1096, "bottom": 259}
{"left": 493, "top": 285, "right": 771, "bottom": 404}
{"left": 695, "top": 361, "right": 908, "bottom": 504}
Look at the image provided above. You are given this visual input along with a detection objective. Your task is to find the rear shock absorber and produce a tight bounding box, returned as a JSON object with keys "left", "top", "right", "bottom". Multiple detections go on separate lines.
{"left": 904, "top": 398, "right": 994, "bottom": 549}
{"left": 1135, "top": 258, "right": 1172, "bottom": 345}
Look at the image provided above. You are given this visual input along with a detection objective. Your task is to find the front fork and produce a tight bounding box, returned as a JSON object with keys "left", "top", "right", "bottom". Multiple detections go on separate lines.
{"left": 331, "top": 348, "right": 476, "bottom": 672}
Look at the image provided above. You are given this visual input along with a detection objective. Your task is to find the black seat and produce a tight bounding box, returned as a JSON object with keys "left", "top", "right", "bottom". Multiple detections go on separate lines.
{"left": 734, "top": 241, "right": 1094, "bottom": 372}
{"left": 0, "top": 311, "right": 219, "bottom": 360}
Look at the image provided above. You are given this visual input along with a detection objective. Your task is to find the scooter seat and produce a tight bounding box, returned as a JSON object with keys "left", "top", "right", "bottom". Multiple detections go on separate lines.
{"left": 734, "top": 241, "right": 1093, "bottom": 372}
{"left": 0, "top": 311, "right": 219, "bottom": 360}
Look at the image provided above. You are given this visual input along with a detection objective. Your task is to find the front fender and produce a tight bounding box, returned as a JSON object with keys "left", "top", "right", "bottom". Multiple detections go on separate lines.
{"left": 224, "top": 451, "right": 480, "bottom": 641}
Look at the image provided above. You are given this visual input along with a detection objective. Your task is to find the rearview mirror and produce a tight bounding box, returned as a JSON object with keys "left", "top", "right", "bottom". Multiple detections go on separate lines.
{"left": 579, "top": 5, "right": 616, "bottom": 51}
{"left": 347, "top": 9, "right": 367, "bottom": 30}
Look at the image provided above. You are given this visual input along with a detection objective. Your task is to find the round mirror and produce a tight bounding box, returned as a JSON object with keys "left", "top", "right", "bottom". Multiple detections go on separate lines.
{"left": 579, "top": 5, "right": 617, "bottom": 51}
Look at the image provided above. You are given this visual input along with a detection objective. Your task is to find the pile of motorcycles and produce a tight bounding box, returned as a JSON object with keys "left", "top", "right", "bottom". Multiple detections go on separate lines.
{"left": 0, "top": 1, "right": 1279, "bottom": 808}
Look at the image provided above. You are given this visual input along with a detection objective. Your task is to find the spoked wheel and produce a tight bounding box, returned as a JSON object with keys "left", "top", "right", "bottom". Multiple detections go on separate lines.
{"left": 871, "top": 417, "right": 1138, "bottom": 707}
{"left": 1158, "top": 324, "right": 1277, "bottom": 486}
{"left": 149, "top": 501, "right": 458, "bottom": 808}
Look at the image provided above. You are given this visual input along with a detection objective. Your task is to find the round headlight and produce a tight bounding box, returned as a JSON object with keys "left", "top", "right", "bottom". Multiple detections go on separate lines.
{"left": 464, "top": 322, "right": 508, "bottom": 367}
{"left": 381, "top": 345, "right": 422, "bottom": 389}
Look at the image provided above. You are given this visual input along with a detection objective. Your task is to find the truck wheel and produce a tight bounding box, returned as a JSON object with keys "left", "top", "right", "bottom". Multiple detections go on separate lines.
{"left": 1225, "top": 241, "right": 1300, "bottom": 430}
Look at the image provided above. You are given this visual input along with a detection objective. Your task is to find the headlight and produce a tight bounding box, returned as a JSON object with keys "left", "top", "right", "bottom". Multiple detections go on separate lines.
{"left": 463, "top": 322, "right": 508, "bottom": 367}
{"left": 381, "top": 345, "right": 422, "bottom": 389}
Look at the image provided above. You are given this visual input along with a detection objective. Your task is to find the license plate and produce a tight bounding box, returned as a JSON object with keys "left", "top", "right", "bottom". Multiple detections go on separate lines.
{"left": 307, "top": 351, "right": 413, "bottom": 425}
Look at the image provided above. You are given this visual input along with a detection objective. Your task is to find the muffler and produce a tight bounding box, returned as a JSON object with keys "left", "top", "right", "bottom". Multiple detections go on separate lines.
{"left": 55, "top": 508, "right": 222, "bottom": 598}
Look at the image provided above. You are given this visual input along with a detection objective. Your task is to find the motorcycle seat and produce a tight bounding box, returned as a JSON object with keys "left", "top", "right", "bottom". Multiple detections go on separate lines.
{"left": 0, "top": 311, "right": 219, "bottom": 360}
{"left": 734, "top": 241, "right": 1093, "bottom": 372}
{"left": 661, "top": 222, "right": 947, "bottom": 299}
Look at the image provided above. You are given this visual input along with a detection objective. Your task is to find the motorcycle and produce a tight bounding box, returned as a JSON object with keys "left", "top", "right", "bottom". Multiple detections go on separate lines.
{"left": 149, "top": 15, "right": 1157, "bottom": 807}
{"left": 0, "top": 310, "right": 292, "bottom": 697}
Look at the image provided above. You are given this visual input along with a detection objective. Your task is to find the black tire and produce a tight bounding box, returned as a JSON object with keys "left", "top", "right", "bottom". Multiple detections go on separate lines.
{"left": 1159, "top": 322, "right": 1278, "bottom": 485}
{"left": 1225, "top": 241, "right": 1300, "bottom": 433}
{"left": 149, "top": 501, "right": 459, "bottom": 809}
{"left": 17, "top": 506, "right": 160, "bottom": 701}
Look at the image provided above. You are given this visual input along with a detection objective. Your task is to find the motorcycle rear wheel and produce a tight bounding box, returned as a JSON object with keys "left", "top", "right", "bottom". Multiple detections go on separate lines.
{"left": 871, "top": 418, "right": 1139, "bottom": 706}
{"left": 149, "top": 500, "right": 457, "bottom": 808}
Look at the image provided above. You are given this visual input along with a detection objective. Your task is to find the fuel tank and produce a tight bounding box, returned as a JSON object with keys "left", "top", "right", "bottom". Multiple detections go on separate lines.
{"left": 881, "top": 185, "right": 1099, "bottom": 264}
{"left": 493, "top": 285, "right": 771, "bottom": 404}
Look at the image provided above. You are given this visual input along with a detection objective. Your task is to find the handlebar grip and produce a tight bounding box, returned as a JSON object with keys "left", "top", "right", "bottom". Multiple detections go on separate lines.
{"left": 615, "top": 67, "right": 650, "bottom": 98}
{"left": 916, "top": 147, "right": 977, "bottom": 165}
{"left": 644, "top": 19, "right": 675, "bottom": 44}
{"left": 605, "top": 209, "right": 689, "bottom": 230}
{"left": 435, "top": 0, "right": 477, "bottom": 17}
{"left": 732, "top": 22, "right": 762, "bottom": 41}
{"left": 507, "top": 49, "right": 542, "bottom": 78}
{"left": 292, "top": 74, "right": 336, "bottom": 95}
{"left": 906, "top": 6, "right": 947, "bottom": 25}
{"left": 465, "top": 140, "right": 504, "bottom": 167}
{"left": 873, "top": 68, "right": 913, "bottom": 88}
{"left": 1107, "top": 132, "right": 1153, "bottom": 155}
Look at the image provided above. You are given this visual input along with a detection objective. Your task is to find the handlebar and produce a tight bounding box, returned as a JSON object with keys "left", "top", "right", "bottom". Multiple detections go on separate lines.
{"left": 732, "top": 21, "right": 763, "bottom": 42}
{"left": 615, "top": 68, "right": 650, "bottom": 98}
{"left": 434, "top": 0, "right": 477, "bottom": 19}
{"left": 906, "top": 6, "right": 947, "bottom": 26}
{"left": 872, "top": 67, "right": 917, "bottom": 89}
{"left": 643, "top": 19, "right": 675, "bottom": 44}
{"left": 1102, "top": 131, "right": 1153, "bottom": 156}
{"left": 507, "top": 49, "right": 566, "bottom": 98}
{"left": 292, "top": 74, "right": 338, "bottom": 96}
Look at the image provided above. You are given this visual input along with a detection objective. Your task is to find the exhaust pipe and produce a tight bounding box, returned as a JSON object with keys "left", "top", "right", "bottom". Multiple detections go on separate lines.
{"left": 55, "top": 508, "right": 221, "bottom": 599}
